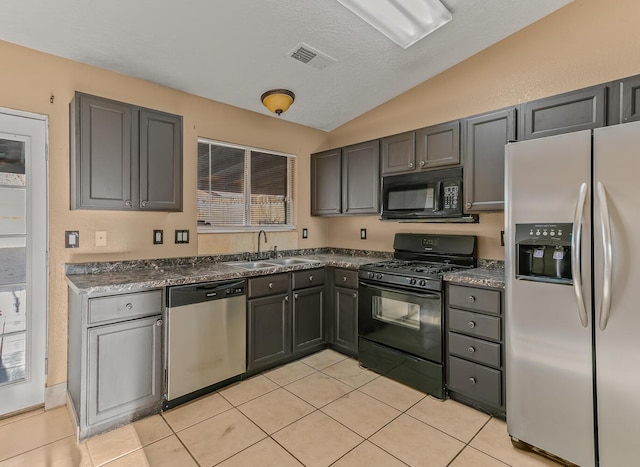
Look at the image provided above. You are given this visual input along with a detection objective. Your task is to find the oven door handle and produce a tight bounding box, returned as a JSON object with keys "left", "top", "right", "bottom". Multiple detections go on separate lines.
{"left": 359, "top": 281, "right": 441, "bottom": 299}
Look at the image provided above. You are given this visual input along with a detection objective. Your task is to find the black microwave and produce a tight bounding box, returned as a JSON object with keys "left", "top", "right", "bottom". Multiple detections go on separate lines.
{"left": 381, "top": 167, "right": 464, "bottom": 221}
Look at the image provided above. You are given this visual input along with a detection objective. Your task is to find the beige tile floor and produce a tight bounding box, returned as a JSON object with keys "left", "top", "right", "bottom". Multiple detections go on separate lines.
{"left": 0, "top": 350, "right": 562, "bottom": 467}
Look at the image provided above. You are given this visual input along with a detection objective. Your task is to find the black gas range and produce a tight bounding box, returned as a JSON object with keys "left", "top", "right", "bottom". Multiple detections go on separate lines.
{"left": 358, "top": 233, "right": 477, "bottom": 398}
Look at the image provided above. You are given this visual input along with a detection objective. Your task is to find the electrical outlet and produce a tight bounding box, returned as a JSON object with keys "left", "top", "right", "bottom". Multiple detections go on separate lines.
{"left": 95, "top": 231, "right": 107, "bottom": 247}
{"left": 65, "top": 231, "right": 79, "bottom": 248}
{"left": 500, "top": 230, "right": 505, "bottom": 246}
{"left": 174, "top": 230, "right": 189, "bottom": 244}
{"left": 302, "top": 228, "right": 308, "bottom": 239}
{"left": 360, "top": 228, "right": 367, "bottom": 240}
{"left": 153, "top": 230, "right": 163, "bottom": 245}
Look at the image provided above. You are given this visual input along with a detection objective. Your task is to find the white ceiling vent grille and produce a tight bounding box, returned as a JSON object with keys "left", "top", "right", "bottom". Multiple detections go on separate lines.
{"left": 288, "top": 43, "right": 337, "bottom": 70}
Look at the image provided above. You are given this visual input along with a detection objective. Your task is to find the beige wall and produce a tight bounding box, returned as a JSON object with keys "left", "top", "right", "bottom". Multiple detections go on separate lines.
{"left": 2, "top": 0, "right": 639, "bottom": 391}
{"left": 0, "top": 40, "right": 329, "bottom": 387}
{"left": 324, "top": 0, "right": 640, "bottom": 260}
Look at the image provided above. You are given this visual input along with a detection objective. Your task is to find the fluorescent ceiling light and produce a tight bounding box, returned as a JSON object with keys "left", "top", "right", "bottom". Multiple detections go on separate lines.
{"left": 336, "top": 0, "right": 452, "bottom": 49}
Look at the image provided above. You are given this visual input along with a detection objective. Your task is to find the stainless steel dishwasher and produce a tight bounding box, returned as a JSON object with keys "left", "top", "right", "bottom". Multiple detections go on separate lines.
{"left": 165, "top": 279, "right": 246, "bottom": 408}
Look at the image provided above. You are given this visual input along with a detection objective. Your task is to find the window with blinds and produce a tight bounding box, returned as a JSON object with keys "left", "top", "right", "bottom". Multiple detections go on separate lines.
{"left": 197, "top": 139, "right": 296, "bottom": 231}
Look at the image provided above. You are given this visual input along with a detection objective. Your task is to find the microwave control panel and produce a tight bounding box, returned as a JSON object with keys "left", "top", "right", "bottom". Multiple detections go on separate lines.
{"left": 443, "top": 182, "right": 459, "bottom": 209}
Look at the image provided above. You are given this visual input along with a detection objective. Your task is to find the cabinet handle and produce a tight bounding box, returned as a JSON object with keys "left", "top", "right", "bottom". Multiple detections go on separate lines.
{"left": 268, "top": 282, "right": 273, "bottom": 289}
{"left": 141, "top": 200, "right": 148, "bottom": 207}
{"left": 408, "top": 162, "right": 414, "bottom": 169}
{"left": 342, "top": 276, "right": 348, "bottom": 282}
{"left": 125, "top": 303, "right": 133, "bottom": 310}
{"left": 309, "top": 275, "right": 314, "bottom": 282}
{"left": 465, "top": 202, "right": 472, "bottom": 209}
{"left": 468, "top": 321, "right": 476, "bottom": 329}
{"left": 284, "top": 296, "right": 289, "bottom": 302}
{"left": 468, "top": 377, "right": 477, "bottom": 385}
{"left": 468, "top": 346, "right": 476, "bottom": 354}
{"left": 467, "top": 296, "right": 476, "bottom": 303}
{"left": 156, "top": 319, "right": 163, "bottom": 327}
{"left": 353, "top": 293, "right": 357, "bottom": 298}
{"left": 125, "top": 200, "right": 132, "bottom": 207}
{"left": 420, "top": 160, "right": 426, "bottom": 167}
{"left": 294, "top": 293, "right": 299, "bottom": 299}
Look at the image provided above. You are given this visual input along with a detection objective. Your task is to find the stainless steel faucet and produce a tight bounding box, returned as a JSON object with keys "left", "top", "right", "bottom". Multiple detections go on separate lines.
{"left": 257, "top": 230, "right": 268, "bottom": 259}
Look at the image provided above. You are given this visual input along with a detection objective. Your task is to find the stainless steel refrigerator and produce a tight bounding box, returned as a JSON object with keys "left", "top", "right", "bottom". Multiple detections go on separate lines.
{"left": 505, "top": 120, "right": 640, "bottom": 467}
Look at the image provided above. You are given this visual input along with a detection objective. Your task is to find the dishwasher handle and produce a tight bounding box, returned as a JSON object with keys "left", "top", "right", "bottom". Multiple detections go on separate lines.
{"left": 168, "top": 279, "right": 246, "bottom": 307}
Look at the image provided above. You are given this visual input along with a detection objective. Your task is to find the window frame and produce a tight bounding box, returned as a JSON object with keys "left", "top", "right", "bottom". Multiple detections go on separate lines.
{"left": 197, "top": 137, "right": 296, "bottom": 233}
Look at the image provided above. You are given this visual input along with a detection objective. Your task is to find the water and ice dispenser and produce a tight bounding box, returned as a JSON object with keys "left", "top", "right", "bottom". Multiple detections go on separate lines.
{"left": 515, "top": 223, "right": 573, "bottom": 284}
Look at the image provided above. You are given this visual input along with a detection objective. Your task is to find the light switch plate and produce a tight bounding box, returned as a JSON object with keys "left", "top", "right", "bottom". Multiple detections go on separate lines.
{"left": 153, "top": 230, "right": 163, "bottom": 245}
{"left": 360, "top": 228, "right": 367, "bottom": 240}
{"left": 65, "top": 231, "right": 79, "bottom": 248}
{"left": 302, "top": 228, "right": 308, "bottom": 239}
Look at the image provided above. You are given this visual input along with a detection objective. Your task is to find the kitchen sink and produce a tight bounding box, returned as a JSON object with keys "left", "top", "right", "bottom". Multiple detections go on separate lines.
{"left": 227, "top": 261, "right": 278, "bottom": 270}
{"left": 226, "top": 257, "right": 320, "bottom": 269}
{"left": 268, "top": 257, "right": 320, "bottom": 266}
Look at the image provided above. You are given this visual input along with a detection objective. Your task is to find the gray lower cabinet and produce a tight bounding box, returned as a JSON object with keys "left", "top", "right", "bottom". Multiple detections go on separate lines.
{"left": 67, "top": 287, "right": 163, "bottom": 440}
{"left": 70, "top": 92, "right": 183, "bottom": 211}
{"left": 247, "top": 293, "right": 291, "bottom": 371}
{"left": 292, "top": 286, "right": 324, "bottom": 354}
{"left": 311, "top": 141, "right": 380, "bottom": 216}
{"left": 519, "top": 85, "right": 607, "bottom": 140}
{"left": 463, "top": 107, "right": 516, "bottom": 212}
{"left": 328, "top": 268, "right": 359, "bottom": 357}
{"left": 445, "top": 283, "right": 505, "bottom": 417}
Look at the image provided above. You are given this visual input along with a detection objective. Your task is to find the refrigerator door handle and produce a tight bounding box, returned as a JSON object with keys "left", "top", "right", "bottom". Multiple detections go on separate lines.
{"left": 572, "top": 182, "right": 589, "bottom": 328}
{"left": 597, "top": 181, "right": 613, "bottom": 331}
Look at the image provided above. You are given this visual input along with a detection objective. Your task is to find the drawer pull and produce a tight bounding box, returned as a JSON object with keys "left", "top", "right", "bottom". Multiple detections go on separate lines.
{"left": 294, "top": 293, "right": 299, "bottom": 299}
{"left": 468, "top": 346, "right": 476, "bottom": 354}
{"left": 468, "top": 296, "right": 476, "bottom": 303}
{"left": 268, "top": 282, "right": 273, "bottom": 289}
{"left": 353, "top": 293, "right": 357, "bottom": 298}
{"left": 285, "top": 296, "right": 289, "bottom": 302}
{"left": 468, "top": 321, "right": 476, "bottom": 329}
{"left": 155, "top": 319, "right": 163, "bottom": 327}
{"left": 343, "top": 276, "right": 348, "bottom": 282}
{"left": 469, "top": 377, "right": 477, "bottom": 385}
{"left": 125, "top": 303, "right": 133, "bottom": 311}
{"left": 309, "top": 275, "right": 314, "bottom": 282}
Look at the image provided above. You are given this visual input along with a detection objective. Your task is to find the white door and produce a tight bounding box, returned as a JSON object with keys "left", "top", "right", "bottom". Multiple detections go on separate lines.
{"left": 0, "top": 109, "right": 47, "bottom": 416}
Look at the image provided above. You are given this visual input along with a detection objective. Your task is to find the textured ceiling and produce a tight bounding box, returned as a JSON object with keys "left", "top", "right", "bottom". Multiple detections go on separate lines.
{"left": 0, "top": 0, "right": 572, "bottom": 131}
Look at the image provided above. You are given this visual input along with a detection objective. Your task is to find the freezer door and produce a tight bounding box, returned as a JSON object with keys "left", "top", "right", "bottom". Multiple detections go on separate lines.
{"left": 593, "top": 121, "right": 640, "bottom": 466}
{"left": 505, "top": 130, "right": 595, "bottom": 467}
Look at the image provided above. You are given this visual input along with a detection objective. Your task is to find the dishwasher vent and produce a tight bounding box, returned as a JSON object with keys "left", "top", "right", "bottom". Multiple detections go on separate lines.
{"left": 288, "top": 43, "right": 337, "bottom": 70}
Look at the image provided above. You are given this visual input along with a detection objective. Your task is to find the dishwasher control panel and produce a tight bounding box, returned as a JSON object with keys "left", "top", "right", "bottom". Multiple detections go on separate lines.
{"left": 167, "top": 279, "right": 246, "bottom": 307}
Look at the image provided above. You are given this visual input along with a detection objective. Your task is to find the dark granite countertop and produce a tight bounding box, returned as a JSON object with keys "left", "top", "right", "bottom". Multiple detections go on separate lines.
{"left": 65, "top": 250, "right": 388, "bottom": 296}
{"left": 443, "top": 260, "right": 505, "bottom": 289}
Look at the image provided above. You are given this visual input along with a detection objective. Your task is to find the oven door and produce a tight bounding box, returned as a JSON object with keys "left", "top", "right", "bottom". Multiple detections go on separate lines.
{"left": 358, "top": 281, "right": 442, "bottom": 363}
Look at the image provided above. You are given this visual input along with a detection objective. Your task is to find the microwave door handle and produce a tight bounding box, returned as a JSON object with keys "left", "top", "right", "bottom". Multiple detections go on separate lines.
{"left": 434, "top": 181, "right": 443, "bottom": 211}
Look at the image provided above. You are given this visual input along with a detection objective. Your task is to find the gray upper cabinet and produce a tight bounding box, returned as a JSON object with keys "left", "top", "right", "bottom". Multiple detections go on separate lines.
{"left": 519, "top": 85, "right": 606, "bottom": 140}
{"left": 619, "top": 75, "right": 640, "bottom": 123}
{"left": 311, "top": 141, "right": 380, "bottom": 216}
{"left": 70, "top": 92, "right": 183, "bottom": 211}
{"left": 381, "top": 131, "right": 415, "bottom": 175}
{"left": 311, "top": 149, "right": 342, "bottom": 215}
{"left": 342, "top": 140, "right": 380, "bottom": 215}
{"left": 463, "top": 107, "right": 516, "bottom": 212}
{"left": 416, "top": 120, "right": 461, "bottom": 169}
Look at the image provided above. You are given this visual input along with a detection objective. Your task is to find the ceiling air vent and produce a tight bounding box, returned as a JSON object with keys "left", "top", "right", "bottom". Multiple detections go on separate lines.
{"left": 288, "top": 43, "right": 337, "bottom": 70}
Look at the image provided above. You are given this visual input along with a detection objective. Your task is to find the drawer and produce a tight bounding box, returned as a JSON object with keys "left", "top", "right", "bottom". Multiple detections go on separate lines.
{"left": 248, "top": 273, "right": 289, "bottom": 299}
{"left": 292, "top": 268, "right": 325, "bottom": 289}
{"left": 448, "top": 309, "right": 501, "bottom": 341}
{"left": 88, "top": 290, "right": 162, "bottom": 325}
{"left": 448, "top": 332, "right": 501, "bottom": 368}
{"left": 333, "top": 268, "right": 358, "bottom": 289}
{"left": 448, "top": 285, "right": 501, "bottom": 315}
{"left": 448, "top": 356, "right": 502, "bottom": 407}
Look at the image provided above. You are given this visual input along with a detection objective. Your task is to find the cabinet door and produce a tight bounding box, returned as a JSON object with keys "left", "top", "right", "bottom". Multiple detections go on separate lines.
{"left": 463, "top": 108, "right": 515, "bottom": 212}
{"left": 342, "top": 140, "right": 380, "bottom": 215}
{"left": 247, "top": 294, "right": 291, "bottom": 371}
{"left": 311, "top": 149, "right": 342, "bottom": 215}
{"left": 620, "top": 75, "right": 640, "bottom": 123}
{"left": 519, "top": 85, "right": 606, "bottom": 140}
{"left": 87, "top": 315, "right": 162, "bottom": 425}
{"left": 381, "top": 131, "right": 416, "bottom": 175}
{"left": 416, "top": 121, "right": 460, "bottom": 169}
{"left": 72, "top": 94, "right": 133, "bottom": 209}
{"left": 333, "top": 286, "right": 358, "bottom": 355}
{"left": 139, "top": 110, "right": 183, "bottom": 211}
{"left": 293, "top": 286, "right": 324, "bottom": 354}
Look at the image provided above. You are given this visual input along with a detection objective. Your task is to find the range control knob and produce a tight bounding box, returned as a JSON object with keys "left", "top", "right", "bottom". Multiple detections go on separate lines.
{"left": 376, "top": 273, "right": 383, "bottom": 280}
{"left": 409, "top": 278, "right": 417, "bottom": 285}
{"left": 419, "top": 280, "right": 426, "bottom": 287}
{"left": 368, "top": 272, "right": 374, "bottom": 279}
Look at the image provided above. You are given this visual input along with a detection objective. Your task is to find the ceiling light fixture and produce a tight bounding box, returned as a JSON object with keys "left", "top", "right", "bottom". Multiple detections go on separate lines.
{"left": 261, "top": 89, "right": 295, "bottom": 116}
{"left": 336, "top": 0, "right": 452, "bottom": 49}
